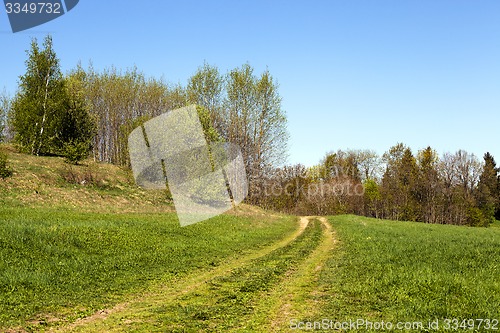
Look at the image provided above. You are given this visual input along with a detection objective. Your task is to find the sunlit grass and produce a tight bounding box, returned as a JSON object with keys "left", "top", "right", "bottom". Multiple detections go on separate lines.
{"left": 316, "top": 215, "right": 500, "bottom": 331}
{"left": 0, "top": 206, "right": 297, "bottom": 329}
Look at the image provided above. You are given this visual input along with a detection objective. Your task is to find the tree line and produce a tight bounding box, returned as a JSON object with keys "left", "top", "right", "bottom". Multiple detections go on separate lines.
{"left": 254, "top": 144, "right": 500, "bottom": 227}
{"left": 1, "top": 35, "right": 288, "bottom": 194}
{"left": 3, "top": 36, "right": 498, "bottom": 227}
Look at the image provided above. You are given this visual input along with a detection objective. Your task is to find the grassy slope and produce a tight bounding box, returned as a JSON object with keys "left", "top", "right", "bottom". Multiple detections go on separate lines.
{"left": 0, "top": 145, "right": 299, "bottom": 330}
{"left": 0, "top": 144, "right": 173, "bottom": 213}
{"left": 0, "top": 208, "right": 297, "bottom": 330}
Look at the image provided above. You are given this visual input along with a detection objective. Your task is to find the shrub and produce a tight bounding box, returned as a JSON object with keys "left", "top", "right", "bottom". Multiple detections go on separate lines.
{"left": 0, "top": 152, "right": 13, "bottom": 179}
{"left": 63, "top": 140, "right": 90, "bottom": 165}
{"left": 59, "top": 164, "right": 106, "bottom": 188}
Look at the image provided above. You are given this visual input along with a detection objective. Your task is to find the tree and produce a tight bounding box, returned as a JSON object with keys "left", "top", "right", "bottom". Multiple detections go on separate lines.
{"left": 224, "top": 65, "right": 288, "bottom": 200}
{"left": 323, "top": 150, "right": 361, "bottom": 181}
{"left": 12, "top": 35, "right": 67, "bottom": 155}
{"left": 438, "top": 150, "right": 482, "bottom": 225}
{"left": 476, "top": 152, "right": 499, "bottom": 225}
{"left": 253, "top": 69, "right": 288, "bottom": 169}
{"left": 356, "top": 149, "right": 382, "bottom": 181}
{"left": 397, "top": 148, "right": 419, "bottom": 221}
{"left": 0, "top": 151, "right": 13, "bottom": 179}
{"left": 187, "top": 63, "right": 225, "bottom": 134}
{"left": 0, "top": 90, "right": 10, "bottom": 142}
{"left": 416, "top": 146, "right": 441, "bottom": 223}
{"left": 259, "top": 164, "right": 308, "bottom": 213}
{"left": 79, "top": 64, "right": 187, "bottom": 165}
{"left": 11, "top": 35, "right": 94, "bottom": 161}
{"left": 380, "top": 144, "right": 419, "bottom": 221}
{"left": 364, "top": 178, "right": 381, "bottom": 218}
{"left": 438, "top": 152, "right": 459, "bottom": 224}
{"left": 454, "top": 150, "right": 483, "bottom": 226}
{"left": 62, "top": 67, "right": 96, "bottom": 163}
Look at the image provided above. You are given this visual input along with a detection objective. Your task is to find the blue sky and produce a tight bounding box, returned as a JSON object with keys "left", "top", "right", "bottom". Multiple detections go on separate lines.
{"left": 1, "top": 1, "right": 499, "bottom": 166}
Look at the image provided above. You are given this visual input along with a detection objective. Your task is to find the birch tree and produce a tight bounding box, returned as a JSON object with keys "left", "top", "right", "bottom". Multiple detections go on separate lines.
{"left": 0, "top": 90, "right": 10, "bottom": 142}
{"left": 12, "top": 35, "right": 67, "bottom": 155}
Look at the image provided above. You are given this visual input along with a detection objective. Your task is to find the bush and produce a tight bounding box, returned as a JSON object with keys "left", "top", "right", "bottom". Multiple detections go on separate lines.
{"left": 467, "top": 207, "right": 487, "bottom": 227}
{"left": 59, "top": 164, "right": 107, "bottom": 188}
{"left": 63, "top": 140, "right": 90, "bottom": 165}
{"left": 0, "top": 152, "right": 13, "bottom": 179}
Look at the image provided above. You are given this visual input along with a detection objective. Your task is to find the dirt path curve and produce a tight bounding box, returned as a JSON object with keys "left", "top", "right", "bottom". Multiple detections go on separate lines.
{"left": 249, "top": 216, "right": 337, "bottom": 332}
{"left": 49, "top": 216, "right": 311, "bottom": 332}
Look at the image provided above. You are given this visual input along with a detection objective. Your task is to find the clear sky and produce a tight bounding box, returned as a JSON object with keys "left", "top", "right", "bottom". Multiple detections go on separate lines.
{"left": 1, "top": 1, "right": 499, "bottom": 166}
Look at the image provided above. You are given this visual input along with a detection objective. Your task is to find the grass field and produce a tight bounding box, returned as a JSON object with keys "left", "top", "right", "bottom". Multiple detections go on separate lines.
{"left": 1, "top": 145, "right": 499, "bottom": 332}
{"left": 0, "top": 206, "right": 298, "bottom": 331}
{"left": 313, "top": 215, "right": 500, "bottom": 332}
{"left": 2, "top": 212, "right": 498, "bottom": 332}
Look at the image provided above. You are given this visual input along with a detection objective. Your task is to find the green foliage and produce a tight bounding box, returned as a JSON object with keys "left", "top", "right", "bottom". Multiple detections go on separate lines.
{"left": 196, "top": 105, "right": 222, "bottom": 144}
{"left": 118, "top": 114, "right": 152, "bottom": 167}
{"left": 0, "top": 151, "right": 13, "bottom": 179}
{"left": 364, "top": 178, "right": 381, "bottom": 201}
{"left": 324, "top": 150, "right": 362, "bottom": 180}
{"left": 364, "top": 178, "right": 381, "bottom": 217}
{"left": 61, "top": 68, "right": 96, "bottom": 155}
{"left": 224, "top": 64, "right": 288, "bottom": 196}
{"left": 11, "top": 35, "right": 67, "bottom": 155}
{"left": 476, "top": 152, "right": 499, "bottom": 224}
{"left": 261, "top": 144, "right": 495, "bottom": 227}
{"left": 78, "top": 65, "right": 187, "bottom": 166}
{"left": 11, "top": 36, "right": 95, "bottom": 157}
{"left": 63, "top": 140, "right": 91, "bottom": 164}
{"left": 187, "top": 62, "right": 224, "bottom": 130}
{"left": 380, "top": 144, "right": 420, "bottom": 221}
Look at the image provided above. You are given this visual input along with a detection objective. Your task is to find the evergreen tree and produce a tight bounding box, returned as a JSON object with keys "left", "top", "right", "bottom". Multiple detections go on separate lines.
{"left": 0, "top": 151, "right": 13, "bottom": 179}
{"left": 62, "top": 67, "right": 96, "bottom": 163}
{"left": 364, "top": 178, "right": 381, "bottom": 218}
{"left": 380, "top": 144, "right": 418, "bottom": 221}
{"left": 416, "top": 146, "right": 441, "bottom": 223}
{"left": 476, "top": 152, "right": 499, "bottom": 225}
{"left": 398, "top": 148, "right": 419, "bottom": 221}
{"left": 12, "top": 35, "right": 67, "bottom": 155}
{"left": 11, "top": 35, "right": 94, "bottom": 161}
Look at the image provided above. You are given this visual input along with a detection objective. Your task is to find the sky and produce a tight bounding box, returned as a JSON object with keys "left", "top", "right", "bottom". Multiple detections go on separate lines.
{"left": 1, "top": 0, "right": 499, "bottom": 167}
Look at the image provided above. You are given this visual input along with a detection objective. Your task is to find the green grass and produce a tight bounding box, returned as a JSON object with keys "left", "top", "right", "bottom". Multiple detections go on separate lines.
{"left": 0, "top": 143, "right": 173, "bottom": 213}
{"left": 146, "top": 219, "right": 323, "bottom": 332}
{"left": 2, "top": 147, "right": 500, "bottom": 332}
{"left": 0, "top": 206, "right": 297, "bottom": 330}
{"left": 315, "top": 215, "right": 500, "bottom": 332}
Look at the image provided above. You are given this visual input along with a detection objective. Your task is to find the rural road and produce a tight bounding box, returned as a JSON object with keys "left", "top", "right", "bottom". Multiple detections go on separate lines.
{"left": 50, "top": 216, "right": 336, "bottom": 332}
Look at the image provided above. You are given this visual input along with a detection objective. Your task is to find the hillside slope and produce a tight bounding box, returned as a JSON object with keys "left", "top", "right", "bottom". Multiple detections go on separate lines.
{"left": 0, "top": 144, "right": 300, "bottom": 331}
{"left": 0, "top": 144, "right": 174, "bottom": 213}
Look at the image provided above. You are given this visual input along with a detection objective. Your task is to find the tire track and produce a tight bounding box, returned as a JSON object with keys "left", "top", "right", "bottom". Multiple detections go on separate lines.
{"left": 249, "top": 216, "right": 336, "bottom": 332}
{"left": 49, "top": 216, "right": 310, "bottom": 332}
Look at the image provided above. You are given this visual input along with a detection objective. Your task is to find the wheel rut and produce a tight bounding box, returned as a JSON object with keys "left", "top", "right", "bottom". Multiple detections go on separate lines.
{"left": 50, "top": 216, "right": 313, "bottom": 332}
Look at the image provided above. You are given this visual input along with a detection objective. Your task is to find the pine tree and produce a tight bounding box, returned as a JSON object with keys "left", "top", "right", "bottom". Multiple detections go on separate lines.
{"left": 11, "top": 35, "right": 95, "bottom": 161}
{"left": 62, "top": 67, "right": 96, "bottom": 163}
{"left": 398, "top": 148, "right": 419, "bottom": 221}
{"left": 416, "top": 146, "right": 440, "bottom": 223}
{"left": 476, "top": 152, "right": 499, "bottom": 225}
